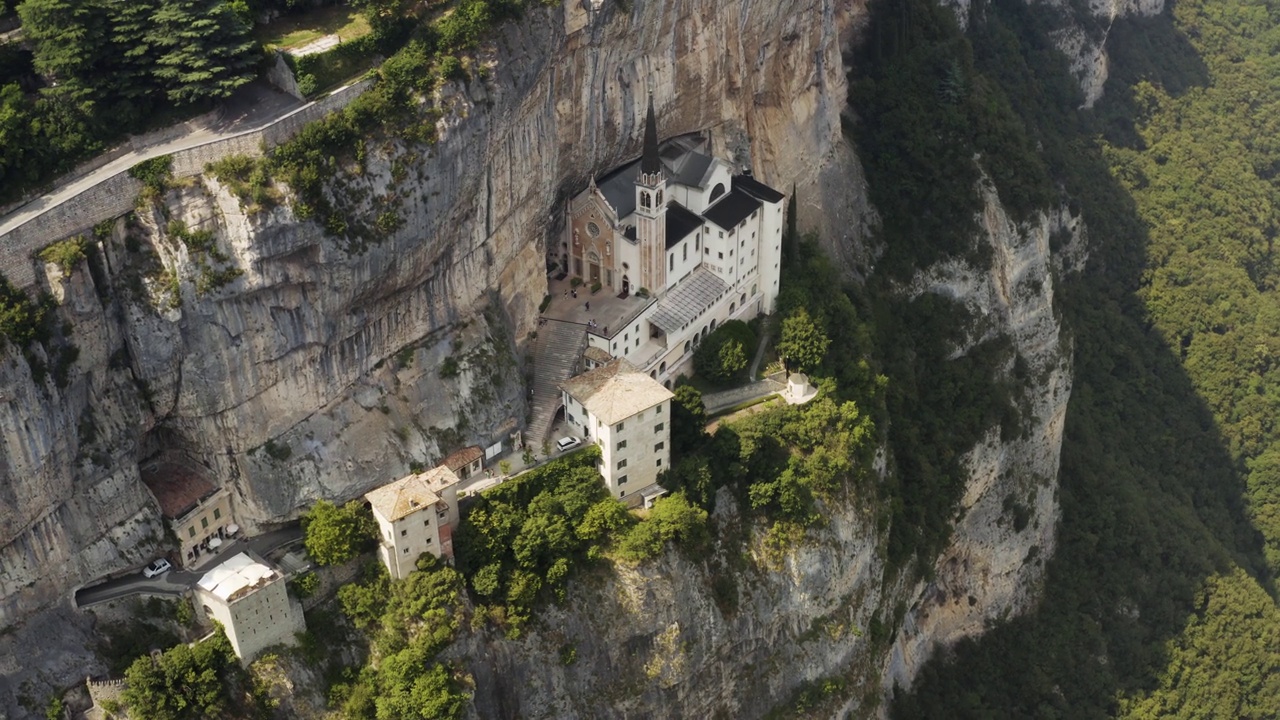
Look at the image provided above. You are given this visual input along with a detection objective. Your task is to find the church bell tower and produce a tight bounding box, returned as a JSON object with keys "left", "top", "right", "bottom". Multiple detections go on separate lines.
{"left": 635, "top": 94, "right": 667, "bottom": 292}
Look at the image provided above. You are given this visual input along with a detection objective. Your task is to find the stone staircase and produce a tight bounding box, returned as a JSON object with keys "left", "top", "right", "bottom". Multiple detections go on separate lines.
{"left": 526, "top": 319, "right": 587, "bottom": 448}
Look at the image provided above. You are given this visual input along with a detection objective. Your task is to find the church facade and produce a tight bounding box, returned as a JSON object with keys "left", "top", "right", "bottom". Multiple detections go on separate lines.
{"left": 559, "top": 98, "right": 786, "bottom": 384}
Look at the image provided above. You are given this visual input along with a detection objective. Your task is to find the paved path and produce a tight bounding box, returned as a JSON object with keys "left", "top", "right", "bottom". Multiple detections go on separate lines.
{"left": 74, "top": 526, "right": 302, "bottom": 609}
{"left": 703, "top": 374, "right": 786, "bottom": 415}
{"left": 748, "top": 317, "right": 772, "bottom": 381}
{"left": 0, "top": 82, "right": 302, "bottom": 238}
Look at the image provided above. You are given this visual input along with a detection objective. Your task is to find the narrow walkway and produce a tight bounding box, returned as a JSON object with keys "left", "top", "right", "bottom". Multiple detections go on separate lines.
{"left": 525, "top": 319, "right": 586, "bottom": 448}
{"left": 747, "top": 318, "right": 772, "bottom": 381}
{"left": 703, "top": 373, "right": 786, "bottom": 415}
{"left": 0, "top": 82, "right": 302, "bottom": 237}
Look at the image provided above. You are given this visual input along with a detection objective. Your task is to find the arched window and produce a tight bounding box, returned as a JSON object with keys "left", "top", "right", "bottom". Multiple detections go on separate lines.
{"left": 659, "top": 362, "right": 667, "bottom": 373}
{"left": 641, "top": 191, "right": 651, "bottom": 209}
{"left": 588, "top": 251, "right": 600, "bottom": 264}
{"left": 710, "top": 183, "right": 726, "bottom": 203}
{"left": 656, "top": 190, "right": 663, "bottom": 205}
{"left": 695, "top": 234, "right": 700, "bottom": 251}
{"left": 741, "top": 293, "right": 747, "bottom": 305}
{"left": 684, "top": 341, "right": 691, "bottom": 355}
{"left": 710, "top": 319, "right": 717, "bottom": 331}
{"left": 730, "top": 303, "right": 736, "bottom": 313}
{"left": 669, "top": 254, "right": 674, "bottom": 271}
{"left": 650, "top": 370, "right": 657, "bottom": 379}
{"left": 752, "top": 284, "right": 757, "bottom": 295}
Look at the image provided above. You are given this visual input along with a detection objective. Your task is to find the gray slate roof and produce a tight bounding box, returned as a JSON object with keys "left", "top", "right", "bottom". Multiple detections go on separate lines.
{"left": 703, "top": 188, "right": 762, "bottom": 230}
{"left": 649, "top": 268, "right": 729, "bottom": 335}
{"left": 666, "top": 203, "right": 703, "bottom": 249}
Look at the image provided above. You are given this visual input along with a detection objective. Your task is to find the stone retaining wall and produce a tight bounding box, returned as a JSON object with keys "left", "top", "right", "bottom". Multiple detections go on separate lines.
{"left": 0, "top": 79, "right": 373, "bottom": 289}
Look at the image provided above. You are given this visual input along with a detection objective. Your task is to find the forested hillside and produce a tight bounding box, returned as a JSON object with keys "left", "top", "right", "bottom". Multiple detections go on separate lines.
{"left": 874, "top": 0, "right": 1280, "bottom": 716}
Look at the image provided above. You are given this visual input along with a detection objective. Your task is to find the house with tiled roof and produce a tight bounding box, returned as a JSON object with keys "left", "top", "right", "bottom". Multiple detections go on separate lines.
{"left": 440, "top": 445, "right": 484, "bottom": 479}
{"left": 365, "top": 466, "right": 461, "bottom": 578}
{"left": 559, "top": 94, "right": 786, "bottom": 385}
{"left": 139, "top": 457, "right": 236, "bottom": 567}
{"left": 560, "top": 358, "right": 674, "bottom": 505}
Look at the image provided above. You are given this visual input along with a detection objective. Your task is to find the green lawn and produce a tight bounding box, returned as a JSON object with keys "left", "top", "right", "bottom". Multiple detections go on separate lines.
{"left": 255, "top": 4, "right": 371, "bottom": 51}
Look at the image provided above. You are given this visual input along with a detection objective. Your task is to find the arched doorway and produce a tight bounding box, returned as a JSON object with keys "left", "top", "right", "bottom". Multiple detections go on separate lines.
{"left": 622, "top": 274, "right": 630, "bottom": 295}
{"left": 588, "top": 251, "right": 601, "bottom": 285}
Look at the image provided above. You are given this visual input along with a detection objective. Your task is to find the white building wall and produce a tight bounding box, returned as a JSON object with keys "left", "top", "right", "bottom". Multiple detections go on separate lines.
{"left": 703, "top": 223, "right": 735, "bottom": 286}
{"left": 373, "top": 505, "right": 448, "bottom": 580}
{"left": 607, "top": 318, "right": 646, "bottom": 360}
{"left": 562, "top": 394, "right": 672, "bottom": 503}
{"left": 199, "top": 576, "right": 301, "bottom": 664}
{"left": 617, "top": 236, "right": 640, "bottom": 290}
{"left": 758, "top": 200, "right": 785, "bottom": 311}
{"left": 665, "top": 236, "right": 699, "bottom": 292}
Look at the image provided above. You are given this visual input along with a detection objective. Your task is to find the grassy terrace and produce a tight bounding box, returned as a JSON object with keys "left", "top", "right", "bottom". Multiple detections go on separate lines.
{"left": 254, "top": 4, "right": 372, "bottom": 51}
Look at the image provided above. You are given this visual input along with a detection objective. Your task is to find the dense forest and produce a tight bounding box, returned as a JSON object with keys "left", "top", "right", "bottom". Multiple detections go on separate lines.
{"left": 857, "top": 0, "right": 1280, "bottom": 716}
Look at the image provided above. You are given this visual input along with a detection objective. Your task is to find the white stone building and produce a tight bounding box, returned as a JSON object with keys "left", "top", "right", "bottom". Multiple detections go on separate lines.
{"left": 560, "top": 358, "right": 674, "bottom": 504}
{"left": 195, "top": 552, "right": 304, "bottom": 664}
{"left": 365, "top": 466, "right": 461, "bottom": 579}
{"left": 560, "top": 96, "right": 787, "bottom": 384}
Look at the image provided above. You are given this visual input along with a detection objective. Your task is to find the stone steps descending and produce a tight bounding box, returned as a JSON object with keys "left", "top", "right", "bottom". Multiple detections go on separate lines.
{"left": 526, "top": 319, "right": 586, "bottom": 448}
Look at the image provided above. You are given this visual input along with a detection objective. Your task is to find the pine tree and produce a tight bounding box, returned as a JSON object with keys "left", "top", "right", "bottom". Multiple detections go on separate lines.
{"left": 17, "top": 0, "right": 112, "bottom": 106}
{"left": 104, "top": 0, "right": 163, "bottom": 104}
{"left": 778, "top": 307, "right": 830, "bottom": 373}
{"left": 150, "top": 0, "right": 255, "bottom": 106}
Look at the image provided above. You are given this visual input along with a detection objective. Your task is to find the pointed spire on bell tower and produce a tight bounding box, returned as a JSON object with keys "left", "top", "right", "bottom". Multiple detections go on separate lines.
{"left": 641, "top": 92, "right": 661, "bottom": 177}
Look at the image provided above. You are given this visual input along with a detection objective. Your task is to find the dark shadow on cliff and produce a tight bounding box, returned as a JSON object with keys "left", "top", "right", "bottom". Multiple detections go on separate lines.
{"left": 845, "top": 0, "right": 1275, "bottom": 716}
{"left": 1094, "top": 13, "right": 1211, "bottom": 149}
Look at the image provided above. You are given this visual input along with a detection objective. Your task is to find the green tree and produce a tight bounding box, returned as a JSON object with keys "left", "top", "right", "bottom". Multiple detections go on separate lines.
{"left": 149, "top": 0, "right": 255, "bottom": 105}
{"left": 17, "top": 0, "right": 111, "bottom": 106}
{"left": 670, "top": 384, "right": 708, "bottom": 457}
{"left": 616, "top": 492, "right": 708, "bottom": 560}
{"left": 777, "top": 307, "right": 830, "bottom": 372}
{"left": 694, "top": 320, "right": 756, "bottom": 385}
{"left": 122, "top": 630, "right": 236, "bottom": 720}
{"left": 302, "top": 499, "right": 375, "bottom": 565}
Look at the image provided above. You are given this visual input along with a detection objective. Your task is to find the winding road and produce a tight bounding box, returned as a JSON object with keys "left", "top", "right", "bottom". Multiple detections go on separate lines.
{"left": 74, "top": 526, "right": 303, "bottom": 608}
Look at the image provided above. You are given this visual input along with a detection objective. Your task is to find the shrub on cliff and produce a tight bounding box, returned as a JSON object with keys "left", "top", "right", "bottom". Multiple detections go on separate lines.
{"left": 302, "top": 499, "right": 377, "bottom": 565}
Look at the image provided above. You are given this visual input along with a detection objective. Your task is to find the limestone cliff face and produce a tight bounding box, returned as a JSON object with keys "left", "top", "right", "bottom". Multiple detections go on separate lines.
{"left": 882, "top": 179, "right": 1077, "bottom": 697}
{"left": 1041, "top": 0, "right": 1165, "bottom": 107}
{"left": 0, "top": 0, "right": 858, "bottom": 632}
{"left": 942, "top": 0, "right": 1164, "bottom": 107}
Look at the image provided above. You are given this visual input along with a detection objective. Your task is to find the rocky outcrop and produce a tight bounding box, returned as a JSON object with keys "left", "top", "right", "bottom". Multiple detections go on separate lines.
{"left": 883, "top": 178, "right": 1076, "bottom": 695}
{"left": 941, "top": 0, "right": 1164, "bottom": 107}
{"left": 1043, "top": 0, "right": 1165, "bottom": 107}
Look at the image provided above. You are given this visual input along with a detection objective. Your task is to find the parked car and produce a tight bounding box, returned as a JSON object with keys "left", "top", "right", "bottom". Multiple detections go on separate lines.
{"left": 142, "top": 558, "right": 172, "bottom": 578}
{"left": 555, "top": 436, "right": 582, "bottom": 452}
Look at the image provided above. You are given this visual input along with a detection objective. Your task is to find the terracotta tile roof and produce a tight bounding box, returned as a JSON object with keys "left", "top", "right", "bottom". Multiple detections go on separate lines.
{"left": 440, "top": 446, "right": 483, "bottom": 471}
{"left": 140, "top": 461, "right": 218, "bottom": 519}
{"left": 365, "top": 466, "right": 460, "bottom": 522}
{"left": 583, "top": 346, "right": 613, "bottom": 364}
{"left": 559, "top": 358, "right": 674, "bottom": 426}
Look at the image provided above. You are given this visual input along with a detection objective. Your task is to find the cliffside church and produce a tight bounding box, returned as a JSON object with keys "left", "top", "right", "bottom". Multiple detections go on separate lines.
{"left": 557, "top": 96, "right": 786, "bottom": 385}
